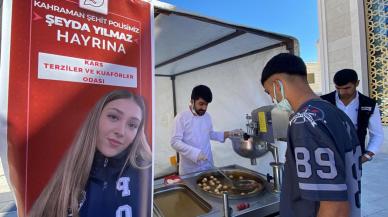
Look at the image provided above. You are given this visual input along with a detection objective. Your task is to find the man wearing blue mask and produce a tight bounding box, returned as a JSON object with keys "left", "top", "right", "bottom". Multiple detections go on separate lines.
{"left": 261, "top": 53, "right": 361, "bottom": 217}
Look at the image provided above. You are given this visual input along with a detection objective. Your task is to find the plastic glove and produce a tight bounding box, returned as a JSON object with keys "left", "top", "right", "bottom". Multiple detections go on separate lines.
{"left": 197, "top": 152, "right": 208, "bottom": 162}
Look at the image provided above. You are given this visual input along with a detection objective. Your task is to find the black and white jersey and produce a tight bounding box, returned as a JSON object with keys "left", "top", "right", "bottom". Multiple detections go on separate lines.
{"left": 280, "top": 99, "right": 361, "bottom": 217}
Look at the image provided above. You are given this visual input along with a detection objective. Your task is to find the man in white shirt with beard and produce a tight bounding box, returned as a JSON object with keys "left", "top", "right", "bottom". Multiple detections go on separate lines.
{"left": 170, "top": 85, "right": 234, "bottom": 175}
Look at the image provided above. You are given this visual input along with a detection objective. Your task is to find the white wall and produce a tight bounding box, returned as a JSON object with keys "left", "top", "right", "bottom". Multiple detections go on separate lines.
{"left": 155, "top": 47, "right": 289, "bottom": 177}
{"left": 318, "top": 0, "right": 368, "bottom": 94}
{"left": 154, "top": 76, "right": 175, "bottom": 177}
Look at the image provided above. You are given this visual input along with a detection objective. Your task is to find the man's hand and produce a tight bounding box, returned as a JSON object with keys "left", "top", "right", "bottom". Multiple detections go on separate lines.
{"left": 197, "top": 152, "right": 207, "bottom": 162}
{"left": 361, "top": 151, "right": 375, "bottom": 163}
{"left": 225, "top": 129, "right": 243, "bottom": 138}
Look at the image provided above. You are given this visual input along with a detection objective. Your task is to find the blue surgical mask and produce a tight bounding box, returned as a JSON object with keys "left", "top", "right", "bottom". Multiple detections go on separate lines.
{"left": 273, "top": 80, "right": 293, "bottom": 113}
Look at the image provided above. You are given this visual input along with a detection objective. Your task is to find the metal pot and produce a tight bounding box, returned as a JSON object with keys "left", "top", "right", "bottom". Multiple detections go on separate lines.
{"left": 196, "top": 168, "right": 266, "bottom": 199}
{"left": 230, "top": 136, "right": 268, "bottom": 159}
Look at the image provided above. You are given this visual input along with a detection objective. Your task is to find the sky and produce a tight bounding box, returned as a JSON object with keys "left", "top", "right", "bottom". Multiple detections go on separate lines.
{"left": 160, "top": 0, "right": 319, "bottom": 62}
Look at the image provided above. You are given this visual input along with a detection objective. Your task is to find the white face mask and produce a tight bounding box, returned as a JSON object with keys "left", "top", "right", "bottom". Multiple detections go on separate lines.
{"left": 271, "top": 80, "right": 292, "bottom": 139}
{"left": 272, "top": 80, "right": 293, "bottom": 113}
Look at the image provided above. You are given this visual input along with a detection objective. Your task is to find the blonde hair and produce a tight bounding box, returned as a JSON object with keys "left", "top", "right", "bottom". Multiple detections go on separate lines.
{"left": 29, "top": 90, "right": 152, "bottom": 217}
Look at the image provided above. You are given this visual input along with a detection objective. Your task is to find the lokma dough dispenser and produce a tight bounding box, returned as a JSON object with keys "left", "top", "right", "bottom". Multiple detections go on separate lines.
{"left": 230, "top": 105, "right": 290, "bottom": 192}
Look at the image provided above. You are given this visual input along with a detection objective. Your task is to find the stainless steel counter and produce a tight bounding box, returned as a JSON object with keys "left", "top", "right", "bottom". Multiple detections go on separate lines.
{"left": 154, "top": 165, "right": 280, "bottom": 217}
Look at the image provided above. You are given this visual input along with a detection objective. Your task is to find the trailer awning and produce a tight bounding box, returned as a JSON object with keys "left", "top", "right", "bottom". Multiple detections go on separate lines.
{"left": 154, "top": 8, "right": 297, "bottom": 77}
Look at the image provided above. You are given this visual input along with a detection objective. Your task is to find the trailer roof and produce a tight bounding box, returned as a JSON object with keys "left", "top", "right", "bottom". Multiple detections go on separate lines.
{"left": 154, "top": 7, "right": 298, "bottom": 77}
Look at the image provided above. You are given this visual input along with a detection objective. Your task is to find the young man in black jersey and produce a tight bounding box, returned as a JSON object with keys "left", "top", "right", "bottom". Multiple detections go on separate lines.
{"left": 261, "top": 53, "right": 361, "bottom": 217}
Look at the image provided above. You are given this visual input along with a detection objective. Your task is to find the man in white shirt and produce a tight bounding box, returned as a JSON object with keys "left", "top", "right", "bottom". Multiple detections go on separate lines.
{"left": 170, "top": 85, "right": 233, "bottom": 175}
{"left": 321, "top": 69, "right": 384, "bottom": 163}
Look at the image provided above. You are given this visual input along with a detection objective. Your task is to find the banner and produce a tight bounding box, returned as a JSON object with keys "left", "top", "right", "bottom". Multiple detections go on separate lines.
{"left": 0, "top": 0, "right": 153, "bottom": 216}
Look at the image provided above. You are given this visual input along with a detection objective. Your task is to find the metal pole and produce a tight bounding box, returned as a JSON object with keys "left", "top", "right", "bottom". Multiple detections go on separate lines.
{"left": 171, "top": 75, "right": 177, "bottom": 116}
{"left": 223, "top": 192, "right": 231, "bottom": 217}
{"left": 171, "top": 76, "right": 180, "bottom": 173}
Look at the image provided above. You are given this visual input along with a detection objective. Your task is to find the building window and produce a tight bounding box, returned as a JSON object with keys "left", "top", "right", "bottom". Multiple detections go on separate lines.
{"left": 307, "top": 73, "right": 315, "bottom": 84}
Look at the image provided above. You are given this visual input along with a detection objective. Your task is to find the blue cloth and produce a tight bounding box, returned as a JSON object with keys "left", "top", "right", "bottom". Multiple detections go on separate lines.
{"left": 79, "top": 150, "right": 152, "bottom": 217}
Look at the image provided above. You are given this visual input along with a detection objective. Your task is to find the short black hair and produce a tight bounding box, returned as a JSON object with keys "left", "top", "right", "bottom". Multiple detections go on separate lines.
{"left": 333, "top": 69, "right": 358, "bottom": 86}
{"left": 261, "top": 53, "right": 307, "bottom": 85}
{"left": 191, "top": 85, "right": 212, "bottom": 103}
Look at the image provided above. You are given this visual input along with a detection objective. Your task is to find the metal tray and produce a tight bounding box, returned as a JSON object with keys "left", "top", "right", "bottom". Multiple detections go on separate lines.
{"left": 153, "top": 183, "right": 212, "bottom": 217}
